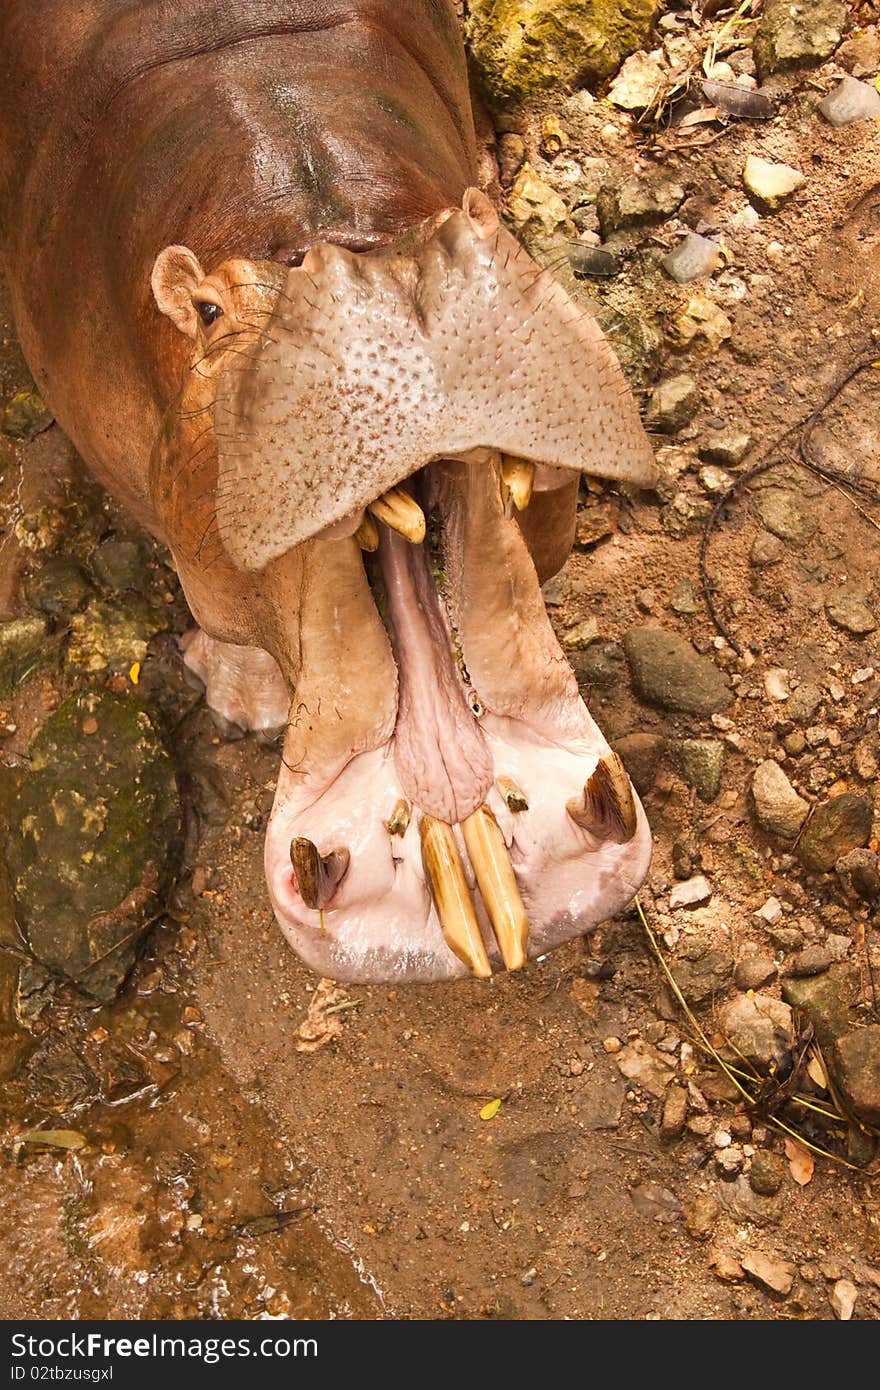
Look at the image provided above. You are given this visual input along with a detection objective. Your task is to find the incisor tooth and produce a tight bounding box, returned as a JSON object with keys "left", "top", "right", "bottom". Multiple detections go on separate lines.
{"left": 500, "top": 456, "right": 535, "bottom": 515}
{"left": 354, "top": 514, "right": 379, "bottom": 551}
{"left": 289, "top": 838, "right": 350, "bottom": 910}
{"left": 462, "top": 805, "right": 529, "bottom": 972}
{"left": 419, "top": 815, "right": 491, "bottom": 979}
{"left": 368, "top": 487, "right": 426, "bottom": 544}
{"left": 566, "top": 752, "right": 638, "bottom": 843}
{"left": 497, "top": 776, "right": 529, "bottom": 813}
{"left": 385, "top": 799, "right": 411, "bottom": 836}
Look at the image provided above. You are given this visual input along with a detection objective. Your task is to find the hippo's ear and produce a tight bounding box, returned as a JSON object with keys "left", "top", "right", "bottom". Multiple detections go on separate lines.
{"left": 151, "top": 246, "right": 205, "bottom": 338}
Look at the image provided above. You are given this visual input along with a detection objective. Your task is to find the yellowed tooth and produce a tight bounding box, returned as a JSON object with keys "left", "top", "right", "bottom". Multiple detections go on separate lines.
{"left": 290, "top": 838, "right": 350, "bottom": 910}
{"left": 462, "top": 804, "right": 529, "bottom": 972}
{"left": 368, "top": 487, "right": 426, "bottom": 544}
{"left": 500, "top": 456, "right": 535, "bottom": 515}
{"left": 497, "top": 776, "right": 529, "bottom": 813}
{"left": 385, "top": 799, "right": 411, "bottom": 837}
{"left": 566, "top": 752, "right": 638, "bottom": 844}
{"left": 354, "top": 513, "right": 379, "bottom": 552}
{"left": 419, "top": 815, "right": 492, "bottom": 979}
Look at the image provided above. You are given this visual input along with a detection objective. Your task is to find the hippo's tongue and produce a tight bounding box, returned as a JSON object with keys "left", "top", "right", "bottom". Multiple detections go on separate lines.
{"left": 378, "top": 525, "right": 492, "bottom": 823}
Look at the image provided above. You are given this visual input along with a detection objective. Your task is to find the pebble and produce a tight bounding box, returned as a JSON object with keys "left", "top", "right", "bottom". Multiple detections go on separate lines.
{"left": 818, "top": 75, "right": 880, "bottom": 126}
{"left": 754, "top": 0, "right": 847, "bottom": 79}
{"left": 719, "top": 993, "right": 794, "bottom": 1072}
{"left": 496, "top": 133, "right": 525, "bottom": 188}
{"left": 830, "top": 1278, "right": 858, "bottom": 1321}
{"left": 751, "top": 487, "right": 815, "bottom": 543}
{"left": 755, "top": 896, "right": 783, "bottom": 925}
{"left": 835, "top": 848, "right": 880, "bottom": 905}
{"left": 613, "top": 1039, "right": 675, "bottom": 1099}
{"left": 698, "top": 464, "right": 733, "bottom": 494}
{"left": 797, "top": 793, "right": 873, "bottom": 873}
{"left": 750, "top": 532, "right": 786, "bottom": 567}
{"left": 748, "top": 1149, "right": 785, "bottom": 1197}
{"left": 787, "top": 945, "right": 833, "bottom": 977}
{"left": 763, "top": 667, "right": 790, "bottom": 701}
{"left": 1, "top": 390, "right": 54, "bottom": 441}
{"left": 825, "top": 591, "right": 876, "bottom": 636}
{"left": 596, "top": 173, "right": 685, "bottom": 236}
{"left": 684, "top": 1194, "right": 719, "bottom": 1240}
{"left": 751, "top": 760, "right": 810, "bottom": 839}
{"left": 645, "top": 374, "right": 700, "bottom": 433}
{"left": 715, "top": 1146, "right": 745, "bottom": 1179}
{"left": 563, "top": 618, "right": 601, "bottom": 649}
{"left": 506, "top": 165, "right": 567, "bottom": 233}
{"left": 743, "top": 155, "right": 806, "bottom": 211}
{"left": 660, "top": 1084, "right": 688, "bottom": 1143}
{"left": 734, "top": 955, "right": 778, "bottom": 992}
{"left": 785, "top": 682, "right": 823, "bottom": 725}
{"left": 607, "top": 50, "right": 666, "bottom": 112}
{"left": 833, "top": 1027, "right": 880, "bottom": 1127}
{"left": 668, "top": 579, "right": 700, "bottom": 614}
{"left": 837, "top": 25, "right": 880, "bottom": 79}
{"left": 624, "top": 626, "right": 732, "bottom": 715}
{"left": 612, "top": 732, "right": 665, "bottom": 797}
{"left": 669, "top": 875, "right": 712, "bottom": 909}
{"left": 671, "top": 295, "right": 732, "bottom": 352}
{"left": 711, "top": 1248, "right": 745, "bottom": 1282}
{"left": 660, "top": 233, "right": 723, "bottom": 284}
{"left": 741, "top": 1250, "right": 795, "bottom": 1297}
{"left": 699, "top": 430, "right": 752, "bottom": 467}
{"left": 671, "top": 739, "right": 724, "bottom": 802}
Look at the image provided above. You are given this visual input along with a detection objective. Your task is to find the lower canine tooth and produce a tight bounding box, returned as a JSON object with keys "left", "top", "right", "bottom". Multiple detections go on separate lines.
{"left": 289, "top": 838, "right": 350, "bottom": 910}
{"left": 419, "top": 815, "right": 491, "bottom": 979}
{"left": 500, "top": 456, "right": 535, "bottom": 515}
{"left": 368, "top": 487, "right": 426, "bottom": 544}
{"left": 566, "top": 752, "right": 638, "bottom": 844}
{"left": 462, "top": 805, "right": 529, "bottom": 972}
{"left": 497, "top": 776, "right": 529, "bottom": 813}
{"left": 354, "top": 514, "right": 379, "bottom": 551}
{"left": 385, "top": 799, "right": 411, "bottom": 836}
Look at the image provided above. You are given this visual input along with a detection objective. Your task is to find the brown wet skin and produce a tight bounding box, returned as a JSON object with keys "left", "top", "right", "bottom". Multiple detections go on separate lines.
{"left": 0, "top": 0, "right": 657, "bottom": 983}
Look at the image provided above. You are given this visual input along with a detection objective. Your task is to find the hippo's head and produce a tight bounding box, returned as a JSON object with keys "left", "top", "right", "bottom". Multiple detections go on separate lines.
{"left": 150, "top": 189, "right": 656, "bottom": 983}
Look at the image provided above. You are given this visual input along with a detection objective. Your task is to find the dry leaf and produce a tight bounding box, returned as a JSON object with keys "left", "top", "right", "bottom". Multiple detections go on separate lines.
{"left": 480, "top": 1098, "right": 502, "bottom": 1121}
{"left": 19, "top": 1129, "right": 85, "bottom": 1151}
{"left": 806, "top": 1051, "right": 829, "bottom": 1090}
{"left": 295, "top": 978, "right": 352, "bottom": 1053}
{"left": 784, "top": 1137, "right": 815, "bottom": 1186}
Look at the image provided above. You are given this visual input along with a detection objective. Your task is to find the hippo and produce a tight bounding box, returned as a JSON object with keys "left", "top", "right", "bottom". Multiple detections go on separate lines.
{"left": 0, "top": 1, "right": 656, "bottom": 984}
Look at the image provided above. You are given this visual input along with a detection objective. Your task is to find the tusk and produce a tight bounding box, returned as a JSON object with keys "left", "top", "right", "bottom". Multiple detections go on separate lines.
{"left": 368, "top": 487, "right": 426, "bottom": 544}
{"left": 419, "top": 815, "right": 491, "bottom": 979}
{"left": 462, "top": 805, "right": 529, "bottom": 972}
{"left": 354, "top": 514, "right": 379, "bottom": 551}
{"left": 566, "top": 752, "right": 638, "bottom": 843}
{"left": 497, "top": 775, "right": 529, "bottom": 813}
{"left": 384, "top": 799, "right": 411, "bottom": 836}
{"left": 289, "top": 838, "right": 350, "bottom": 910}
{"left": 500, "top": 456, "right": 535, "bottom": 516}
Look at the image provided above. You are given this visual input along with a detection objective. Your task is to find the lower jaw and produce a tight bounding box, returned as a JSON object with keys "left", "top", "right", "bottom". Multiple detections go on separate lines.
{"left": 264, "top": 711, "right": 653, "bottom": 984}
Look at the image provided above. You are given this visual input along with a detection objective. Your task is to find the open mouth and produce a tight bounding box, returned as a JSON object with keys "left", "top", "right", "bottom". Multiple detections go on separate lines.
{"left": 264, "top": 449, "right": 652, "bottom": 983}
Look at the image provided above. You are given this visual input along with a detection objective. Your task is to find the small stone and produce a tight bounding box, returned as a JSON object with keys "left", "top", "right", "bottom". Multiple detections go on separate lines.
{"left": 0, "top": 616, "right": 50, "bottom": 697}
{"left": 670, "top": 875, "right": 712, "bottom": 910}
{"left": 763, "top": 667, "right": 790, "bottom": 701}
{"left": 607, "top": 49, "right": 666, "bottom": 112}
{"left": 757, "top": 898, "right": 784, "bottom": 928}
{"left": 636, "top": 588, "right": 656, "bottom": 613}
{"left": 668, "top": 579, "right": 700, "bottom": 615}
{"left": 751, "top": 760, "right": 810, "bottom": 840}
{"left": 520, "top": 1266, "right": 538, "bottom": 1288}
{"left": 743, "top": 155, "right": 806, "bottom": 211}
{"left": 825, "top": 591, "right": 876, "bottom": 636}
{"left": 602, "top": 1036, "right": 622, "bottom": 1054}
{"left": 671, "top": 739, "right": 724, "bottom": 802}
{"left": 754, "top": 0, "right": 847, "bottom": 79}
{"left": 614, "top": 1039, "right": 675, "bottom": 1099}
{"left": 751, "top": 488, "right": 815, "bottom": 543}
{"left": 660, "top": 492, "right": 713, "bottom": 539}
{"left": 833, "top": 1027, "right": 880, "bottom": 1128}
{"left": 719, "top": 993, "right": 794, "bottom": 1073}
{"left": 539, "top": 114, "right": 568, "bottom": 157}
{"left": 837, "top": 26, "right": 880, "bottom": 79}
{"left": 735, "top": 955, "right": 778, "bottom": 992}
{"left": 575, "top": 500, "right": 618, "bottom": 548}
{"left": 645, "top": 375, "right": 700, "bottom": 434}
{"left": 660, "top": 233, "right": 723, "bottom": 284}
{"left": 612, "top": 732, "right": 665, "bottom": 798}
{"left": 507, "top": 165, "right": 568, "bottom": 234}
{"left": 684, "top": 1194, "right": 719, "bottom": 1240}
{"left": 563, "top": 618, "right": 601, "bottom": 649}
{"left": 571, "top": 640, "right": 626, "bottom": 690}
{"left": 698, "top": 465, "right": 733, "bottom": 495}
{"left": 670, "top": 295, "right": 732, "bottom": 352}
{"left": 699, "top": 431, "right": 752, "bottom": 467}
{"left": 830, "top": 1279, "right": 858, "bottom": 1321}
{"left": 785, "top": 682, "right": 823, "bottom": 725}
{"left": 624, "top": 626, "right": 732, "bottom": 715}
{"left": 629, "top": 1181, "right": 681, "bottom": 1224}
{"left": 782, "top": 963, "right": 860, "bottom": 1052}
{"left": 835, "top": 848, "right": 880, "bottom": 905}
{"left": 750, "top": 532, "right": 786, "bottom": 567}
{"left": 25, "top": 557, "right": 92, "bottom": 617}
{"left": 797, "top": 794, "right": 872, "bottom": 873}
{"left": 787, "top": 945, "right": 833, "bottom": 978}
{"left": 715, "top": 1145, "right": 745, "bottom": 1179}
{"left": 1, "top": 390, "right": 54, "bottom": 441}
{"left": 671, "top": 943, "right": 734, "bottom": 1004}
{"left": 569, "top": 243, "right": 619, "bottom": 279}
{"left": 749, "top": 1149, "right": 786, "bottom": 1196}
{"left": 819, "top": 74, "right": 880, "bottom": 125}
{"left": 660, "top": 1084, "right": 689, "bottom": 1143}
{"left": 541, "top": 574, "right": 565, "bottom": 607}
{"left": 853, "top": 739, "right": 878, "bottom": 781}
{"left": 596, "top": 173, "right": 686, "bottom": 237}
{"left": 741, "top": 1250, "right": 795, "bottom": 1297}
{"left": 90, "top": 539, "right": 146, "bottom": 592}
{"left": 784, "top": 731, "right": 806, "bottom": 756}
{"left": 496, "top": 133, "right": 525, "bottom": 188}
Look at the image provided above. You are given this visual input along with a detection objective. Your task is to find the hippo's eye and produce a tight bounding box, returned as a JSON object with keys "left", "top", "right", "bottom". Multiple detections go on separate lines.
{"left": 196, "top": 300, "right": 223, "bottom": 326}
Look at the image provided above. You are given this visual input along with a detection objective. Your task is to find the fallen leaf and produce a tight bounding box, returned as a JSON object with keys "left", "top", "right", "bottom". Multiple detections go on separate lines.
{"left": 19, "top": 1129, "right": 85, "bottom": 1151}
{"left": 806, "top": 1051, "right": 829, "bottom": 1090}
{"left": 784, "top": 1136, "right": 815, "bottom": 1185}
{"left": 480, "top": 1098, "right": 502, "bottom": 1121}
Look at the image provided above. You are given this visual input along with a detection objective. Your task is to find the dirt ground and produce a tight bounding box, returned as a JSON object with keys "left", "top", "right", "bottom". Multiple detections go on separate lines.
{"left": 1, "top": 6, "right": 879, "bottom": 1321}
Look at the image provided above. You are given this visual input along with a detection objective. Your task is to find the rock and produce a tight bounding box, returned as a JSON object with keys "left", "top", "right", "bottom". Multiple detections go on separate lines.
{"left": 751, "top": 487, "right": 814, "bottom": 543}
{"left": 660, "top": 1083, "right": 688, "bottom": 1142}
{"left": 0, "top": 616, "right": 50, "bottom": 698}
{"left": 710, "top": 1247, "right": 745, "bottom": 1281}
{"left": 623, "top": 626, "right": 732, "bottom": 714}
{"left": 668, "top": 579, "right": 700, "bottom": 615}
{"left": 496, "top": 132, "right": 525, "bottom": 187}
{"left": 719, "top": 993, "right": 794, "bottom": 1072}
{"left": 1, "top": 390, "right": 53, "bottom": 441}
{"left": 784, "top": 682, "right": 823, "bottom": 725}
{"left": 659, "top": 492, "right": 712, "bottom": 539}
{"left": 750, "top": 532, "right": 786, "bottom": 567}
{"left": 572, "top": 640, "right": 627, "bottom": 690}
{"left": 835, "top": 848, "right": 880, "bottom": 904}
{"left": 562, "top": 618, "right": 601, "bottom": 649}
{"left": 833, "top": 1027, "right": 880, "bottom": 1127}
{"left": 614, "top": 1038, "right": 675, "bottom": 1099}
{"left": 751, "top": 760, "right": 810, "bottom": 840}
{"left": 754, "top": 0, "right": 848, "bottom": 80}
{"left": 837, "top": 25, "right": 880, "bottom": 79}
{"left": 819, "top": 74, "right": 880, "bottom": 125}
{"left": 607, "top": 49, "right": 666, "bottom": 112}
{"left": 67, "top": 600, "right": 151, "bottom": 673}
{"left": 684, "top": 1194, "right": 719, "bottom": 1240}
{"left": 734, "top": 955, "right": 777, "bottom": 991}
{"left": 755, "top": 896, "right": 783, "bottom": 926}
{"left": 825, "top": 590, "right": 876, "bottom": 635}
{"left": 6, "top": 692, "right": 181, "bottom": 1000}
{"left": 669, "top": 874, "right": 712, "bottom": 909}
{"left": 743, "top": 155, "right": 806, "bottom": 211}
{"left": 699, "top": 430, "right": 751, "bottom": 467}
{"left": 506, "top": 165, "right": 568, "bottom": 234}
{"left": 782, "top": 963, "right": 860, "bottom": 1052}
{"left": 575, "top": 500, "right": 618, "bottom": 547}
{"left": 830, "top": 1278, "right": 858, "bottom": 1321}
{"left": 797, "top": 794, "right": 872, "bottom": 872}
{"left": 698, "top": 465, "right": 732, "bottom": 495}
{"left": 24, "top": 557, "right": 92, "bottom": 617}
{"left": 596, "top": 174, "right": 685, "bottom": 237}
{"left": 671, "top": 739, "right": 724, "bottom": 802}
{"left": 465, "top": 0, "right": 662, "bottom": 105}
{"left": 541, "top": 574, "right": 565, "bottom": 607}
{"left": 717, "top": 1173, "right": 783, "bottom": 1227}
{"left": 90, "top": 539, "right": 146, "bottom": 592}
{"left": 613, "top": 731, "right": 665, "bottom": 797}
{"left": 741, "top": 1250, "right": 795, "bottom": 1297}
{"left": 853, "top": 737, "right": 879, "bottom": 781}
{"left": 660, "top": 233, "right": 723, "bottom": 284}
{"left": 749, "top": 1149, "right": 786, "bottom": 1197}
{"left": 629, "top": 1180, "right": 680, "bottom": 1223}
{"left": 763, "top": 668, "right": 790, "bottom": 702}
{"left": 670, "top": 295, "right": 732, "bottom": 351}
{"left": 670, "top": 943, "right": 733, "bottom": 1004}
{"left": 787, "top": 945, "right": 833, "bottom": 977}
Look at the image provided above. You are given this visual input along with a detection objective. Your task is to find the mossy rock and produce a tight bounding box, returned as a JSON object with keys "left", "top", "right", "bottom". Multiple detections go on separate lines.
{"left": 466, "top": 0, "right": 661, "bottom": 108}
{"left": 6, "top": 692, "right": 181, "bottom": 1000}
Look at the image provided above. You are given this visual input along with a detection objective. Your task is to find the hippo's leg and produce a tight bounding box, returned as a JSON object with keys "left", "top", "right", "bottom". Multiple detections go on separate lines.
{"left": 180, "top": 630, "right": 289, "bottom": 742}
